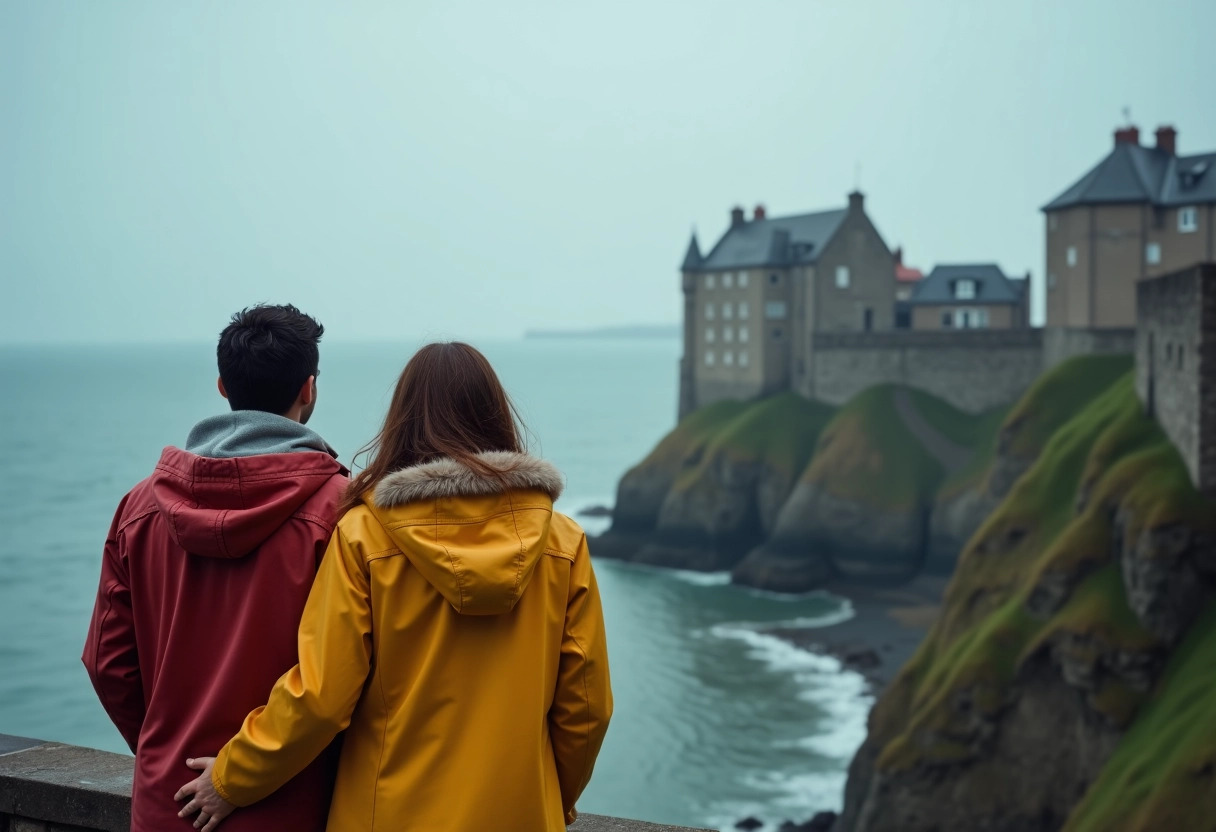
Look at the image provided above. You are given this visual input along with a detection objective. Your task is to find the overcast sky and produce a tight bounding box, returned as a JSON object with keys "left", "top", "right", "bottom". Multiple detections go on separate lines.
{"left": 3, "top": 0, "right": 1214, "bottom": 343}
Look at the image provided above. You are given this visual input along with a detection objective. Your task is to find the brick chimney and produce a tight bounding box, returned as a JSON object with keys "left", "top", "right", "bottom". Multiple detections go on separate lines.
{"left": 1114, "top": 126, "right": 1140, "bottom": 146}
{"left": 894, "top": 246, "right": 904, "bottom": 265}
{"left": 753, "top": 204, "right": 766, "bottom": 221}
{"left": 730, "top": 206, "right": 745, "bottom": 227}
{"left": 848, "top": 190, "right": 864, "bottom": 213}
{"left": 1155, "top": 125, "right": 1177, "bottom": 155}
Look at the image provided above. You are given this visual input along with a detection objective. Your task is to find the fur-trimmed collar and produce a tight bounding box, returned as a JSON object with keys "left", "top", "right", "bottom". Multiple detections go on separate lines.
{"left": 373, "top": 451, "right": 564, "bottom": 507}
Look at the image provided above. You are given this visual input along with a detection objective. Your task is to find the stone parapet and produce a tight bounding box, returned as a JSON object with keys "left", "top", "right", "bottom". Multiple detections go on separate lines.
{"left": 0, "top": 735, "right": 710, "bottom": 832}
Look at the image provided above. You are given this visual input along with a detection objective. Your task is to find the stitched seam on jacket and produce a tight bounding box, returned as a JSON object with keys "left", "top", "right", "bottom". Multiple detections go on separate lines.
{"left": 436, "top": 501, "right": 466, "bottom": 612}
{"left": 506, "top": 491, "right": 527, "bottom": 600}
{"left": 116, "top": 503, "right": 159, "bottom": 535}
{"left": 568, "top": 628, "right": 594, "bottom": 790}
{"left": 384, "top": 503, "right": 552, "bottom": 529}
{"left": 543, "top": 549, "right": 576, "bottom": 563}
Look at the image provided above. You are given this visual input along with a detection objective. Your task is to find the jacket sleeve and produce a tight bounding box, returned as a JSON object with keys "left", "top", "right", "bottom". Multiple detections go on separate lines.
{"left": 211, "top": 525, "right": 373, "bottom": 807}
{"left": 549, "top": 535, "right": 613, "bottom": 824}
{"left": 82, "top": 497, "right": 145, "bottom": 753}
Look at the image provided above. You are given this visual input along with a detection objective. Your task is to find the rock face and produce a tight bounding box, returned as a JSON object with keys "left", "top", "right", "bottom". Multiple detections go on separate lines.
{"left": 833, "top": 370, "right": 1216, "bottom": 832}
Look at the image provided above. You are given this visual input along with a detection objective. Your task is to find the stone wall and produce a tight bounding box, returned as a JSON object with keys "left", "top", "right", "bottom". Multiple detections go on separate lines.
{"left": 1136, "top": 263, "right": 1216, "bottom": 495}
{"left": 0, "top": 735, "right": 709, "bottom": 832}
{"left": 810, "top": 330, "right": 1045, "bottom": 413}
{"left": 1043, "top": 326, "right": 1137, "bottom": 369}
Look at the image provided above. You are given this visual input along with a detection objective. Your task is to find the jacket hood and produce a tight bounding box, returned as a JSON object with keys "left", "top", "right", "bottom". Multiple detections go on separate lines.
{"left": 368, "top": 451, "right": 565, "bottom": 616}
{"left": 185, "top": 411, "right": 338, "bottom": 460}
{"left": 152, "top": 446, "right": 347, "bottom": 559}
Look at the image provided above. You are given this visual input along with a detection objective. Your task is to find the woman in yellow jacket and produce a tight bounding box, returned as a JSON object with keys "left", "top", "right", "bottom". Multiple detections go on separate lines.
{"left": 176, "top": 342, "right": 612, "bottom": 831}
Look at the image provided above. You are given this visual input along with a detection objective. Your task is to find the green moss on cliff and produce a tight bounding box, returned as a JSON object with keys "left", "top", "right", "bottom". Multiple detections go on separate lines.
{"left": 1064, "top": 603, "right": 1216, "bottom": 832}
{"left": 671, "top": 392, "right": 836, "bottom": 492}
{"left": 799, "top": 385, "right": 968, "bottom": 511}
{"left": 870, "top": 367, "right": 1213, "bottom": 783}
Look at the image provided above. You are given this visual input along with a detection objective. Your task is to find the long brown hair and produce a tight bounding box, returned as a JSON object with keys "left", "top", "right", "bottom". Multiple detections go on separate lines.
{"left": 340, "top": 342, "right": 526, "bottom": 513}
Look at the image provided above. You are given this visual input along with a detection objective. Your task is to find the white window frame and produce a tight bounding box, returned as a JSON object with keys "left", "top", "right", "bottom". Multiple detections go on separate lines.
{"left": 738, "top": 301, "right": 749, "bottom": 320}
{"left": 723, "top": 302, "right": 733, "bottom": 320}
{"left": 723, "top": 272, "right": 734, "bottom": 289}
{"left": 955, "top": 279, "right": 976, "bottom": 300}
{"left": 1146, "top": 243, "right": 1161, "bottom": 265}
{"left": 764, "top": 301, "right": 788, "bottom": 320}
{"left": 704, "top": 350, "right": 715, "bottom": 367}
{"left": 1066, "top": 246, "right": 1077, "bottom": 267}
{"left": 705, "top": 303, "right": 715, "bottom": 321}
{"left": 835, "top": 265, "right": 850, "bottom": 288}
{"left": 738, "top": 272, "right": 749, "bottom": 288}
{"left": 705, "top": 274, "right": 716, "bottom": 290}
{"left": 739, "top": 325, "right": 749, "bottom": 343}
{"left": 1179, "top": 206, "right": 1198, "bottom": 233}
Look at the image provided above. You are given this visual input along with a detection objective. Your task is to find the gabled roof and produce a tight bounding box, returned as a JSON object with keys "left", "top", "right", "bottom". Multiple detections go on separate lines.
{"left": 1043, "top": 141, "right": 1216, "bottom": 211}
{"left": 692, "top": 208, "right": 848, "bottom": 271}
{"left": 910, "top": 264, "right": 1025, "bottom": 306}
{"left": 896, "top": 264, "right": 924, "bottom": 283}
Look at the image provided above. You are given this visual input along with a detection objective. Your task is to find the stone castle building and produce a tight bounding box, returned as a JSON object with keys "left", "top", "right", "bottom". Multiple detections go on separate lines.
{"left": 1044, "top": 125, "right": 1216, "bottom": 328}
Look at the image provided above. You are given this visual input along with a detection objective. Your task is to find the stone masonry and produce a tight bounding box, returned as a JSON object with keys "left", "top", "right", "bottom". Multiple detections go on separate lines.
{"left": 1136, "top": 262, "right": 1216, "bottom": 496}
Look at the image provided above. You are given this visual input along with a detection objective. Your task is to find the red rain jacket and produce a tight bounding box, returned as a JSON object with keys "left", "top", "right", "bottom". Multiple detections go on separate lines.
{"left": 83, "top": 446, "right": 347, "bottom": 832}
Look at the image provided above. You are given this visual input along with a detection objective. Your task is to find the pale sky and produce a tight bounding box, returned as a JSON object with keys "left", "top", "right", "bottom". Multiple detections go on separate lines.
{"left": 3, "top": 0, "right": 1214, "bottom": 343}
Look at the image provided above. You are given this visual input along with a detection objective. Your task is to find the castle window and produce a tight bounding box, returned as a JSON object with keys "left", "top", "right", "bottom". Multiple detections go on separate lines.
{"left": 705, "top": 275, "right": 716, "bottom": 290}
{"left": 1067, "top": 246, "right": 1077, "bottom": 267}
{"left": 723, "top": 272, "right": 734, "bottom": 289}
{"left": 739, "top": 350, "right": 750, "bottom": 368}
{"left": 942, "top": 310, "right": 954, "bottom": 328}
{"left": 1179, "top": 207, "right": 1198, "bottom": 233}
{"left": 739, "top": 326, "right": 750, "bottom": 343}
{"left": 1146, "top": 243, "right": 1161, "bottom": 265}
{"left": 836, "top": 266, "right": 850, "bottom": 288}
{"left": 724, "top": 326, "right": 734, "bottom": 342}
{"left": 738, "top": 301, "right": 750, "bottom": 319}
{"left": 739, "top": 272, "right": 749, "bottom": 288}
{"left": 764, "top": 301, "right": 788, "bottom": 320}
{"left": 724, "top": 350, "right": 734, "bottom": 367}
{"left": 1048, "top": 273, "right": 1058, "bottom": 290}
{"left": 769, "top": 273, "right": 780, "bottom": 285}
{"left": 723, "top": 302, "right": 733, "bottom": 320}
{"left": 705, "top": 350, "right": 715, "bottom": 367}
{"left": 705, "top": 327, "right": 715, "bottom": 343}
{"left": 705, "top": 303, "right": 715, "bottom": 321}
{"left": 954, "top": 279, "right": 976, "bottom": 300}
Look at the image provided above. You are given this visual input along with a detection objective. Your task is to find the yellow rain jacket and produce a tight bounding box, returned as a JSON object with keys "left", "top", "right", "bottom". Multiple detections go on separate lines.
{"left": 211, "top": 452, "right": 612, "bottom": 831}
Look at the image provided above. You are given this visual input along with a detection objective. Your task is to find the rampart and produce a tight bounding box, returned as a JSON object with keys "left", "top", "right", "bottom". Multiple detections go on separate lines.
{"left": 1136, "top": 262, "right": 1216, "bottom": 495}
{"left": 810, "top": 330, "right": 1045, "bottom": 413}
{"left": 1043, "top": 326, "right": 1137, "bottom": 368}
{"left": 0, "top": 735, "right": 709, "bottom": 832}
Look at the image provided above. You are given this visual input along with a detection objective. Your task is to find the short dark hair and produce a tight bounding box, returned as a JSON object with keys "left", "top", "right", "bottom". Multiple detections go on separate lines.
{"left": 217, "top": 304, "right": 324, "bottom": 414}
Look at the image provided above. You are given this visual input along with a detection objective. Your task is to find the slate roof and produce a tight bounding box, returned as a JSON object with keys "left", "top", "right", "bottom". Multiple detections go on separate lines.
{"left": 689, "top": 208, "right": 848, "bottom": 271}
{"left": 909, "top": 264, "right": 1026, "bottom": 306}
{"left": 1043, "top": 142, "right": 1216, "bottom": 211}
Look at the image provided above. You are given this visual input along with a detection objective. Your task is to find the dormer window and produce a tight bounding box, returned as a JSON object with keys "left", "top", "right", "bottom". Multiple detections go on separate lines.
{"left": 1179, "top": 207, "right": 1198, "bottom": 233}
{"left": 954, "top": 279, "right": 976, "bottom": 300}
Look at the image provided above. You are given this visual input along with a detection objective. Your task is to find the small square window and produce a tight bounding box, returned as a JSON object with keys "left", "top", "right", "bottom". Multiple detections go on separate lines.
{"left": 739, "top": 272, "right": 749, "bottom": 288}
{"left": 705, "top": 275, "right": 716, "bottom": 290}
{"left": 769, "top": 273, "right": 780, "bottom": 285}
{"left": 1067, "top": 246, "right": 1077, "bottom": 267}
{"left": 942, "top": 311, "right": 953, "bottom": 328}
{"left": 738, "top": 301, "right": 749, "bottom": 319}
{"left": 704, "top": 350, "right": 715, "bottom": 367}
{"left": 955, "top": 279, "right": 976, "bottom": 300}
{"left": 724, "top": 350, "right": 734, "bottom": 367}
{"left": 705, "top": 303, "right": 715, "bottom": 321}
{"left": 705, "top": 328, "right": 715, "bottom": 343}
{"left": 723, "top": 272, "right": 734, "bottom": 289}
{"left": 764, "top": 301, "right": 788, "bottom": 320}
{"left": 835, "top": 266, "right": 850, "bottom": 288}
{"left": 1179, "top": 207, "right": 1198, "bottom": 233}
{"left": 723, "top": 302, "right": 733, "bottom": 320}
{"left": 1146, "top": 243, "right": 1161, "bottom": 265}
{"left": 739, "top": 326, "right": 749, "bottom": 343}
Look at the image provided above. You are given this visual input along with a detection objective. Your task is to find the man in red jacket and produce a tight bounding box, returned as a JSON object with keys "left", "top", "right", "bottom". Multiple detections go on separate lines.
{"left": 83, "top": 304, "right": 348, "bottom": 832}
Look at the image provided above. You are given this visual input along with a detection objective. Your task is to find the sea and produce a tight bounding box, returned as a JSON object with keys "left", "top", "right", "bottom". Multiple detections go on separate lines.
{"left": 0, "top": 338, "right": 870, "bottom": 831}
